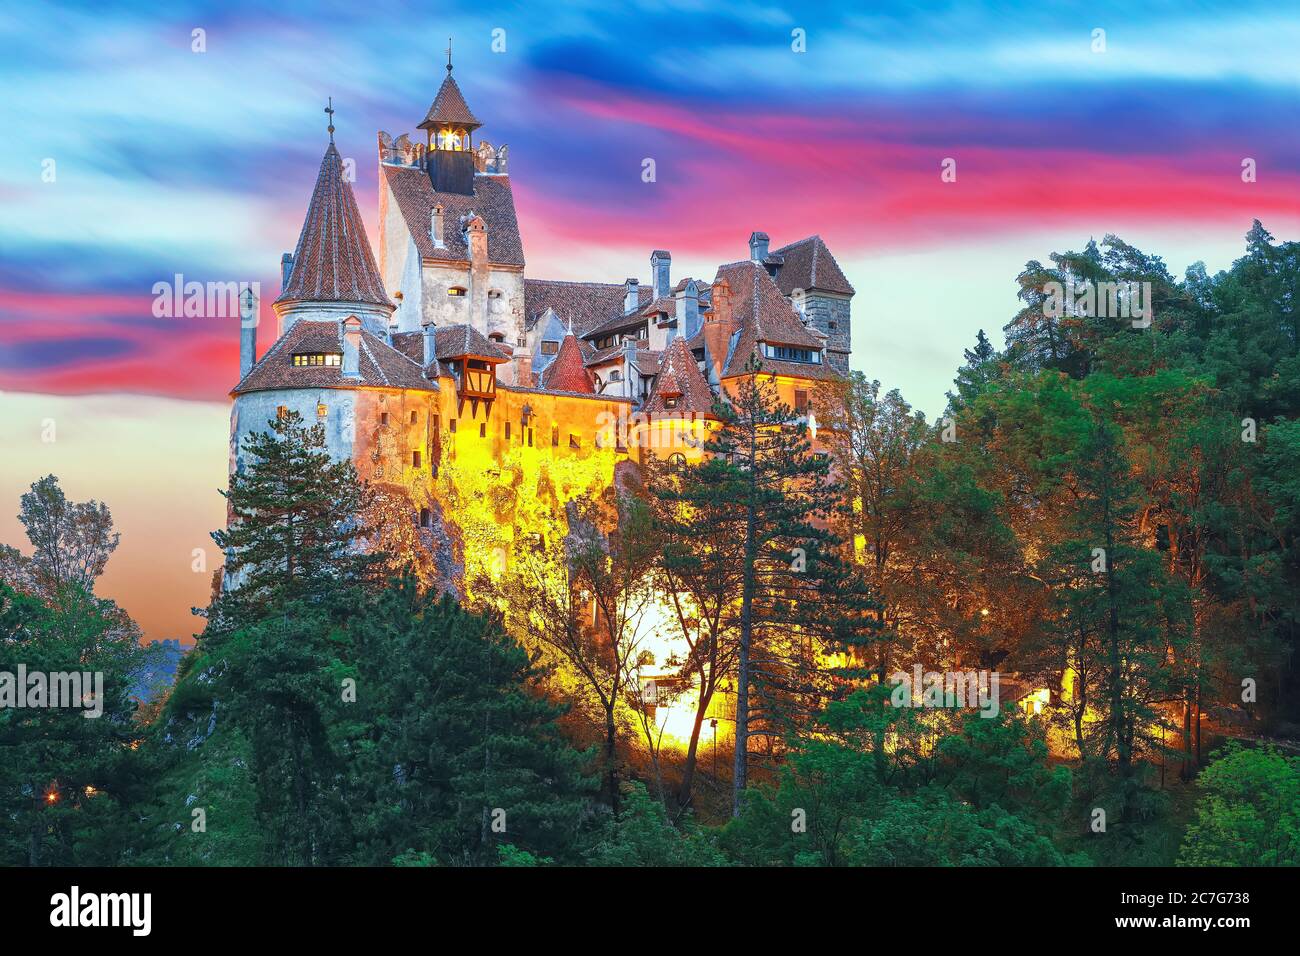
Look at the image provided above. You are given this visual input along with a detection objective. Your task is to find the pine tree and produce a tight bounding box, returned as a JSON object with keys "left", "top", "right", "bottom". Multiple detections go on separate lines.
{"left": 348, "top": 579, "right": 596, "bottom": 864}
{"left": 212, "top": 410, "right": 378, "bottom": 626}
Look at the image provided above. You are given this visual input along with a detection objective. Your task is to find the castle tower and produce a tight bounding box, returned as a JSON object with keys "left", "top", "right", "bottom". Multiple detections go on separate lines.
{"left": 418, "top": 44, "right": 481, "bottom": 196}
{"left": 378, "top": 48, "right": 528, "bottom": 378}
{"left": 274, "top": 133, "right": 394, "bottom": 336}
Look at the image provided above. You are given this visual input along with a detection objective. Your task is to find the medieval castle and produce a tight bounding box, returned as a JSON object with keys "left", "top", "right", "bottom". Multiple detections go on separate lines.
{"left": 228, "top": 59, "right": 854, "bottom": 590}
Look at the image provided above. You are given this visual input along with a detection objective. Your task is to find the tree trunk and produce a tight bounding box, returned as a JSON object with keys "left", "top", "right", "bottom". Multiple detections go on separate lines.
{"left": 732, "top": 491, "right": 757, "bottom": 818}
{"left": 677, "top": 684, "right": 714, "bottom": 808}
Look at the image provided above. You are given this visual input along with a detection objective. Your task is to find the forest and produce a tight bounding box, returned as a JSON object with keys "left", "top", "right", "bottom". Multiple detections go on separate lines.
{"left": 2, "top": 222, "right": 1298, "bottom": 867}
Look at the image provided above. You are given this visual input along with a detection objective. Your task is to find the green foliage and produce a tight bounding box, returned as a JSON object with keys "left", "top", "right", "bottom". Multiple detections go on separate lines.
{"left": 1178, "top": 744, "right": 1300, "bottom": 866}
{"left": 585, "top": 782, "right": 727, "bottom": 866}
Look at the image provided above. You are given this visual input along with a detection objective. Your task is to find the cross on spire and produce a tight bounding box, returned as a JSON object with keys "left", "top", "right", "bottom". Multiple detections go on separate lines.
{"left": 324, "top": 97, "right": 335, "bottom": 142}
{"left": 446, "top": 37, "right": 453, "bottom": 72}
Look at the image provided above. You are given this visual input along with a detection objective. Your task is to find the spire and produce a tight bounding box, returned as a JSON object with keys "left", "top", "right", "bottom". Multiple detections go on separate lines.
{"left": 324, "top": 97, "right": 335, "bottom": 143}
{"left": 418, "top": 48, "right": 481, "bottom": 132}
{"left": 275, "top": 139, "right": 391, "bottom": 308}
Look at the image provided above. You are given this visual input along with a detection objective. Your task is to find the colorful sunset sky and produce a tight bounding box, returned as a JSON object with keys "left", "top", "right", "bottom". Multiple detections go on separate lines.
{"left": 1, "top": 0, "right": 1297, "bottom": 641}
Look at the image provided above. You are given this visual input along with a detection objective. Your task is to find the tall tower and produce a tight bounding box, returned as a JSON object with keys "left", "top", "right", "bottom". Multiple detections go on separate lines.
{"left": 418, "top": 42, "right": 480, "bottom": 196}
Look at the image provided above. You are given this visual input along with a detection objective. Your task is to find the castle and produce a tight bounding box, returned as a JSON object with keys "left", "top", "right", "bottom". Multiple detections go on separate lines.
{"left": 228, "top": 60, "right": 855, "bottom": 726}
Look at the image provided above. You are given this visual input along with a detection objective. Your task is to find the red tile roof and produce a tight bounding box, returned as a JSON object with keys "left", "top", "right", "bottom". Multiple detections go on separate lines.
{"left": 418, "top": 70, "right": 481, "bottom": 130}
{"left": 276, "top": 144, "right": 392, "bottom": 309}
{"left": 383, "top": 165, "right": 524, "bottom": 267}
{"left": 642, "top": 336, "right": 718, "bottom": 418}
{"left": 540, "top": 332, "right": 594, "bottom": 394}
{"left": 771, "top": 235, "right": 855, "bottom": 296}
{"left": 714, "top": 260, "right": 839, "bottom": 381}
{"left": 233, "top": 320, "right": 437, "bottom": 395}
{"left": 524, "top": 279, "right": 649, "bottom": 336}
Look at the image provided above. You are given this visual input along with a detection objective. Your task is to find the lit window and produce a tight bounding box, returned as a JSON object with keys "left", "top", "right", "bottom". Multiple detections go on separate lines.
{"left": 664, "top": 396, "right": 678, "bottom": 410}
{"left": 293, "top": 353, "right": 342, "bottom": 366}
{"left": 317, "top": 403, "right": 328, "bottom": 418}
{"left": 448, "top": 287, "right": 466, "bottom": 297}
{"left": 276, "top": 405, "right": 289, "bottom": 420}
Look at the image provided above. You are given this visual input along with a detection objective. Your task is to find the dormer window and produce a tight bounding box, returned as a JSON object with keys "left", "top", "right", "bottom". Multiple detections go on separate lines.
{"left": 448, "top": 287, "right": 466, "bottom": 297}
{"left": 763, "top": 343, "right": 820, "bottom": 364}
{"left": 488, "top": 332, "right": 505, "bottom": 344}
{"left": 293, "top": 353, "right": 342, "bottom": 367}
{"left": 541, "top": 340, "right": 559, "bottom": 355}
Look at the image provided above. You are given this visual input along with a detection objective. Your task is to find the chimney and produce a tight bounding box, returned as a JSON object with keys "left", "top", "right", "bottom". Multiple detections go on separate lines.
{"left": 675, "top": 280, "right": 701, "bottom": 340}
{"left": 651, "top": 250, "right": 671, "bottom": 301}
{"left": 465, "top": 215, "right": 487, "bottom": 263}
{"left": 422, "top": 322, "right": 437, "bottom": 375}
{"left": 623, "top": 278, "right": 639, "bottom": 314}
{"left": 342, "top": 316, "right": 362, "bottom": 379}
{"left": 280, "top": 253, "right": 294, "bottom": 287}
{"left": 748, "top": 231, "right": 770, "bottom": 262}
{"left": 702, "top": 277, "right": 734, "bottom": 383}
{"left": 430, "top": 203, "right": 445, "bottom": 249}
{"left": 238, "top": 286, "right": 258, "bottom": 379}
{"left": 513, "top": 348, "right": 532, "bottom": 389}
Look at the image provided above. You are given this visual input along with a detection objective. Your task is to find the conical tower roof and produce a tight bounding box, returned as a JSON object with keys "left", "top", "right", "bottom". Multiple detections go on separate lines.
{"left": 275, "top": 142, "right": 392, "bottom": 308}
{"left": 541, "top": 329, "right": 594, "bottom": 394}
{"left": 418, "top": 69, "right": 481, "bottom": 131}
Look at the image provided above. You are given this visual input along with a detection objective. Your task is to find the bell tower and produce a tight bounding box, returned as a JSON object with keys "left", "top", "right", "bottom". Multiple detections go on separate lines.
{"left": 418, "top": 40, "right": 480, "bottom": 195}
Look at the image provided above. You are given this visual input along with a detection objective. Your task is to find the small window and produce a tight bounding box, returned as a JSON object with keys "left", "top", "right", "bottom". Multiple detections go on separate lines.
{"left": 505, "top": 422, "right": 511, "bottom": 440}
{"left": 410, "top": 410, "right": 418, "bottom": 424}
{"left": 569, "top": 434, "right": 580, "bottom": 449}
{"left": 527, "top": 428, "right": 533, "bottom": 447}
{"left": 449, "top": 419, "right": 457, "bottom": 433}
{"left": 794, "top": 389, "right": 809, "bottom": 414}
{"left": 489, "top": 332, "right": 505, "bottom": 343}
{"left": 664, "top": 397, "right": 678, "bottom": 410}
{"left": 448, "top": 287, "right": 466, "bottom": 297}
{"left": 609, "top": 370, "right": 622, "bottom": 382}
{"left": 479, "top": 423, "right": 486, "bottom": 438}
{"left": 316, "top": 403, "right": 328, "bottom": 418}
{"left": 380, "top": 412, "right": 389, "bottom": 427}
{"left": 276, "top": 405, "right": 289, "bottom": 420}
{"left": 412, "top": 450, "right": 421, "bottom": 468}
{"left": 418, "top": 507, "right": 431, "bottom": 528}
{"left": 551, "top": 425, "right": 559, "bottom": 447}
{"left": 828, "top": 321, "right": 838, "bottom": 330}
{"left": 541, "top": 341, "right": 559, "bottom": 355}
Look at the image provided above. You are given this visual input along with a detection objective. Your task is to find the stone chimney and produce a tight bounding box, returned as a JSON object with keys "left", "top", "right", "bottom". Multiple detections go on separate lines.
{"left": 675, "top": 280, "right": 701, "bottom": 341}
{"left": 651, "top": 250, "right": 671, "bottom": 301}
{"left": 748, "top": 231, "right": 770, "bottom": 262}
{"left": 238, "top": 286, "right": 258, "bottom": 379}
{"left": 623, "top": 278, "right": 639, "bottom": 314}
{"left": 422, "top": 322, "right": 437, "bottom": 375}
{"left": 512, "top": 347, "right": 532, "bottom": 389}
{"left": 430, "top": 203, "right": 445, "bottom": 249}
{"left": 465, "top": 215, "right": 489, "bottom": 323}
{"left": 702, "top": 277, "right": 735, "bottom": 383}
{"left": 342, "top": 316, "right": 363, "bottom": 379}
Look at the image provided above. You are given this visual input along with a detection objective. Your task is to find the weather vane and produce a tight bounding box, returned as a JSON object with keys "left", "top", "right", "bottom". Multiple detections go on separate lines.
{"left": 324, "top": 96, "right": 335, "bottom": 142}
{"left": 446, "top": 37, "right": 453, "bottom": 71}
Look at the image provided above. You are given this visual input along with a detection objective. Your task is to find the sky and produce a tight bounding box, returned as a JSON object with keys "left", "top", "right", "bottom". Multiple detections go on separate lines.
{"left": 1, "top": 0, "right": 1297, "bottom": 641}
